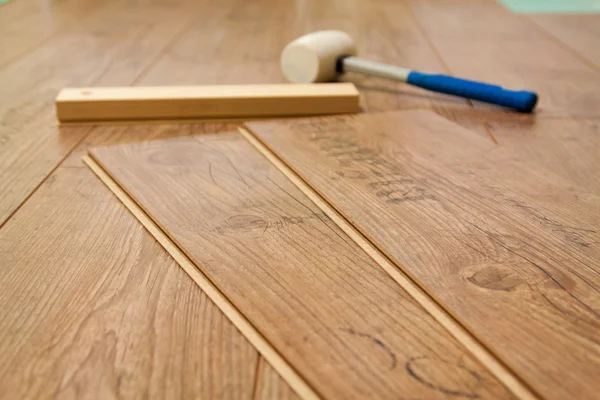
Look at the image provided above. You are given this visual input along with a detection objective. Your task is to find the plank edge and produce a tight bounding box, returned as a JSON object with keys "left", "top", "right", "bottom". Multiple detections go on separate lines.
{"left": 81, "top": 154, "right": 320, "bottom": 400}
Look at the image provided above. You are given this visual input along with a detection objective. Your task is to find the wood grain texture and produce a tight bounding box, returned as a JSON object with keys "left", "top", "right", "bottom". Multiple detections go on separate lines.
{"left": 2, "top": 0, "right": 599, "bottom": 397}
{"left": 0, "top": 165, "right": 258, "bottom": 399}
{"left": 89, "top": 133, "right": 515, "bottom": 400}
{"left": 55, "top": 84, "right": 360, "bottom": 122}
{"left": 247, "top": 110, "right": 600, "bottom": 400}
{"left": 430, "top": 107, "right": 534, "bottom": 141}
{"left": 0, "top": 0, "right": 109, "bottom": 67}
{"left": 83, "top": 153, "right": 316, "bottom": 400}
{"left": 63, "top": 122, "right": 241, "bottom": 168}
{"left": 254, "top": 359, "right": 300, "bottom": 400}
{"left": 1, "top": 0, "right": 306, "bottom": 394}
{"left": 404, "top": 0, "right": 600, "bottom": 117}
{"left": 485, "top": 118, "right": 600, "bottom": 193}
{"left": 70, "top": 122, "right": 310, "bottom": 398}
{"left": 240, "top": 126, "right": 535, "bottom": 400}
{"left": 529, "top": 14, "right": 600, "bottom": 70}
{"left": 0, "top": 0, "right": 199, "bottom": 225}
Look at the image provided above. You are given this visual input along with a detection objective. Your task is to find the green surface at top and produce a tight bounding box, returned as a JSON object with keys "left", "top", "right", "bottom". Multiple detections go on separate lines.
{"left": 499, "top": 0, "right": 600, "bottom": 13}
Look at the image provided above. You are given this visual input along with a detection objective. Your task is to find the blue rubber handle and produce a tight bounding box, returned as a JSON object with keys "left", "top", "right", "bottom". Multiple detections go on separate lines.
{"left": 407, "top": 71, "right": 538, "bottom": 113}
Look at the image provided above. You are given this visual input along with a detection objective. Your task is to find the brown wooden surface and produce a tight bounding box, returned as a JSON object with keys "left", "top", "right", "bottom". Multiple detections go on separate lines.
{"left": 247, "top": 110, "right": 600, "bottom": 400}
{"left": 89, "top": 133, "right": 514, "bottom": 399}
{"left": 0, "top": 164, "right": 259, "bottom": 399}
{"left": 529, "top": 14, "right": 600, "bottom": 70}
{"left": 0, "top": 0, "right": 297, "bottom": 395}
{"left": 1, "top": 0, "right": 599, "bottom": 397}
{"left": 0, "top": 123, "right": 297, "bottom": 398}
{"left": 0, "top": 0, "right": 109, "bottom": 67}
{"left": 0, "top": 0, "right": 199, "bottom": 225}
{"left": 485, "top": 118, "right": 600, "bottom": 192}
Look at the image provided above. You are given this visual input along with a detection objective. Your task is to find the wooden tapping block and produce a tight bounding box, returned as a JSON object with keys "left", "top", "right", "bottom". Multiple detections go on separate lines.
{"left": 55, "top": 83, "right": 360, "bottom": 123}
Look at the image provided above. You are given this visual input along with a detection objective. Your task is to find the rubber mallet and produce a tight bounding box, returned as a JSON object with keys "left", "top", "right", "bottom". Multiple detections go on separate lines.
{"left": 281, "top": 30, "right": 538, "bottom": 113}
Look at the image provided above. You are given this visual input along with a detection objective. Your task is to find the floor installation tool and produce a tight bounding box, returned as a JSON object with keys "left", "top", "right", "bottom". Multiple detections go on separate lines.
{"left": 55, "top": 31, "right": 537, "bottom": 123}
{"left": 55, "top": 83, "right": 360, "bottom": 123}
{"left": 281, "top": 30, "right": 539, "bottom": 113}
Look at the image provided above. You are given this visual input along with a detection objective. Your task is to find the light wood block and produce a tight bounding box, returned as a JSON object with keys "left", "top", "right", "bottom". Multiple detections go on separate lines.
{"left": 55, "top": 83, "right": 360, "bottom": 122}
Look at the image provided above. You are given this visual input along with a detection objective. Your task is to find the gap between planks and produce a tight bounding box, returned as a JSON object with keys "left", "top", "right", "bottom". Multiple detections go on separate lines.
{"left": 239, "top": 126, "right": 539, "bottom": 400}
{"left": 0, "top": 127, "right": 92, "bottom": 230}
{"left": 518, "top": 13, "right": 600, "bottom": 76}
{"left": 400, "top": 0, "right": 478, "bottom": 112}
{"left": 81, "top": 155, "right": 320, "bottom": 400}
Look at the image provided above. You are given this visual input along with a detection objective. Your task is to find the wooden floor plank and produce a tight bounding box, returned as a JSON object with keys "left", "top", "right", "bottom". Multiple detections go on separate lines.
{"left": 484, "top": 118, "right": 600, "bottom": 192}
{"left": 0, "top": 0, "right": 200, "bottom": 226}
{"left": 0, "top": 0, "right": 297, "bottom": 394}
{"left": 247, "top": 110, "right": 600, "bottom": 400}
{"left": 0, "top": 164, "right": 258, "bottom": 399}
{"left": 81, "top": 123, "right": 301, "bottom": 397}
{"left": 429, "top": 107, "right": 532, "bottom": 140}
{"left": 404, "top": 0, "right": 600, "bottom": 117}
{"left": 0, "top": 0, "right": 108, "bottom": 67}
{"left": 63, "top": 122, "right": 240, "bottom": 168}
{"left": 529, "top": 14, "right": 600, "bottom": 70}
{"left": 89, "top": 133, "right": 516, "bottom": 400}
{"left": 85, "top": 152, "right": 313, "bottom": 399}
{"left": 0, "top": 121, "right": 297, "bottom": 398}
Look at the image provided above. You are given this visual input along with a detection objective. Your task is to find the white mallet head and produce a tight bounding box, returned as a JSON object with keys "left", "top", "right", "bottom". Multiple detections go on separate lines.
{"left": 281, "top": 30, "right": 357, "bottom": 83}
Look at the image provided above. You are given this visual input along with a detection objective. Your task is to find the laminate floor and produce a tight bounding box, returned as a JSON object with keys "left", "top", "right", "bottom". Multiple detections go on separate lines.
{"left": 88, "top": 132, "right": 517, "bottom": 400}
{"left": 0, "top": 0, "right": 598, "bottom": 398}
